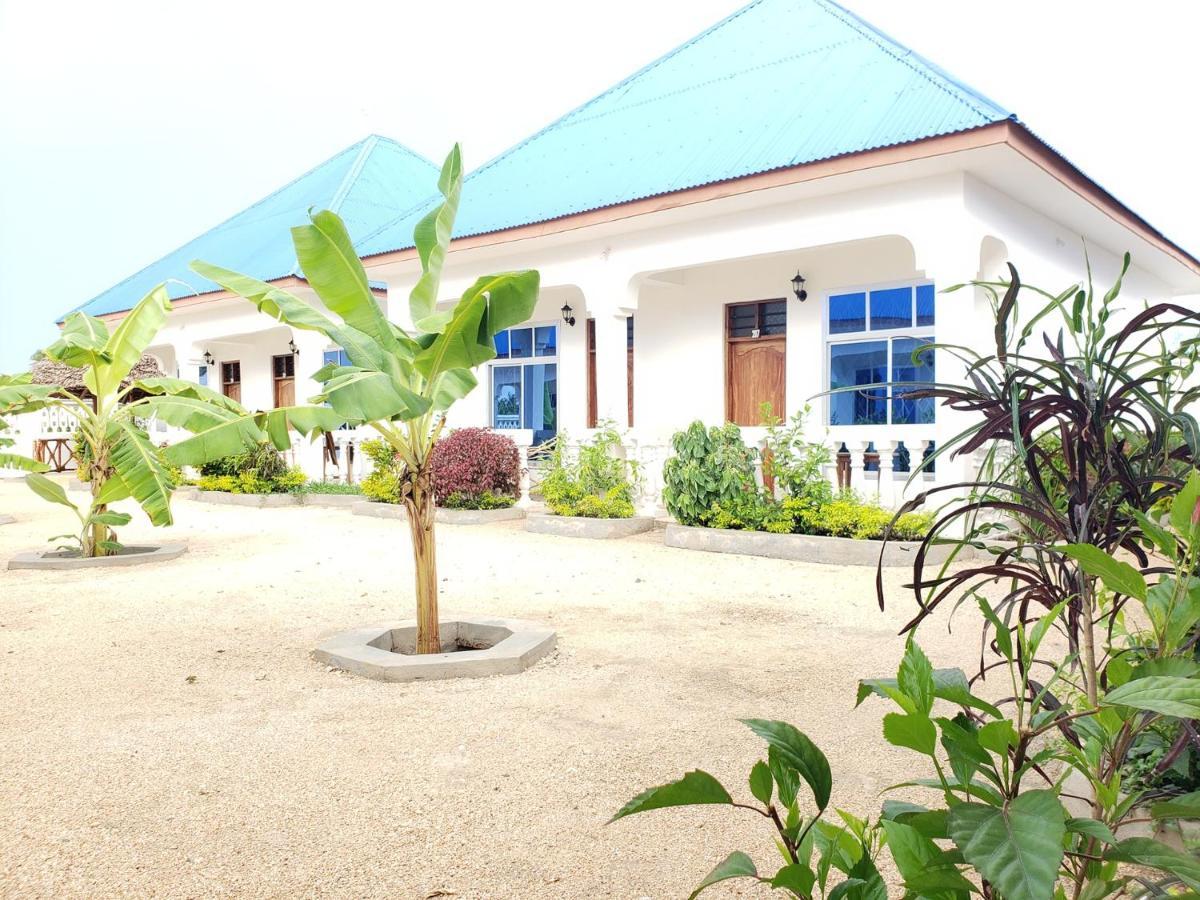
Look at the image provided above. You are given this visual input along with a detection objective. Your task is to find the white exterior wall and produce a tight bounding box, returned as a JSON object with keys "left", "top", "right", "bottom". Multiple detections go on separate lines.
{"left": 36, "top": 154, "right": 1193, "bottom": 505}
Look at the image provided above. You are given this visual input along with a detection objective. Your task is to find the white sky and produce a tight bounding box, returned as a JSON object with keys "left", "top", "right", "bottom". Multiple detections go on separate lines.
{"left": 1, "top": 0, "right": 1197, "bottom": 370}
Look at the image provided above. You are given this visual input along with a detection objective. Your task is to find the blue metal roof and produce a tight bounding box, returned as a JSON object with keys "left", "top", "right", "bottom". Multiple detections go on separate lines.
{"left": 357, "top": 0, "right": 1012, "bottom": 255}
{"left": 69, "top": 136, "right": 439, "bottom": 318}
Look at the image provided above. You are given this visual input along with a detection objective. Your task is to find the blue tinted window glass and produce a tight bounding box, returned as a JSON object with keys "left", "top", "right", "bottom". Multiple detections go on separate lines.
{"left": 829, "top": 340, "right": 887, "bottom": 425}
{"left": 534, "top": 325, "right": 557, "bottom": 357}
{"left": 870, "top": 286, "right": 913, "bottom": 330}
{"left": 523, "top": 363, "right": 558, "bottom": 444}
{"left": 891, "top": 337, "right": 935, "bottom": 424}
{"left": 510, "top": 328, "right": 533, "bottom": 359}
{"left": 492, "top": 366, "right": 521, "bottom": 428}
{"left": 197, "top": 365, "right": 208, "bottom": 387}
{"left": 494, "top": 330, "right": 510, "bottom": 359}
{"left": 916, "top": 284, "right": 935, "bottom": 326}
{"left": 829, "top": 293, "right": 866, "bottom": 334}
{"left": 323, "top": 350, "right": 339, "bottom": 366}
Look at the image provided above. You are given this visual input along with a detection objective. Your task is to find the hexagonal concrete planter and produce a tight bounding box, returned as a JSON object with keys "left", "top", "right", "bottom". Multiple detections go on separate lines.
{"left": 314, "top": 616, "right": 556, "bottom": 682}
{"left": 8, "top": 542, "right": 188, "bottom": 570}
{"left": 663, "top": 523, "right": 964, "bottom": 567}
{"left": 525, "top": 513, "right": 656, "bottom": 540}
{"left": 351, "top": 501, "right": 525, "bottom": 525}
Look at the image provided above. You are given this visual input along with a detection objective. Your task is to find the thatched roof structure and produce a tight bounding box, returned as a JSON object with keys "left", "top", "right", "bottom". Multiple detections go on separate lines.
{"left": 31, "top": 354, "right": 165, "bottom": 398}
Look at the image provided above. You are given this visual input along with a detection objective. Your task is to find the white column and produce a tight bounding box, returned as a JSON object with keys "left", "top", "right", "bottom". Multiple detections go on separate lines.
{"left": 592, "top": 311, "right": 628, "bottom": 428}
{"left": 170, "top": 339, "right": 201, "bottom": 385}
{"left": 875, "top": 439, "right": 898, "bottom": 509}
{"left": 845, "top": 440, "right": 867, "bottom": 494}
{"left": 910, "top": 223, "right": 990, "bottom": 495}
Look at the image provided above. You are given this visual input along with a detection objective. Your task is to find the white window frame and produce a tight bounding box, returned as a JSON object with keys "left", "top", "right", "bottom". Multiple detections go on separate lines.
{"left": 823, "top": 280, "right": 935, "bottom": 427}
{"left": 488, "top": 322, "right": 560, "bottom": 433}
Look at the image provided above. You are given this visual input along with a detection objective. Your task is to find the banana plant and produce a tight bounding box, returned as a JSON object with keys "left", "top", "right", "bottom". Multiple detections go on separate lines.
{"left": 0, "top": 287, "right": 333, "bottom": 557}
{"left": 190, "top": 145, "right": 539, "bottom": 654}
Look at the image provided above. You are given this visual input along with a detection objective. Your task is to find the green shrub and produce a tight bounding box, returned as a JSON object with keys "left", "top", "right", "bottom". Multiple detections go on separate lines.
{"left": 360, "top": 439, "right": 403, "bottom": 504}
{"left": 761, "top": 403, "right": 832, "bottom": 504}
{"left": 541, "top": 423, "right": 639, "bottom": 518}
{"left": 704, "top": 490, "right": 932, "bottom": 540}
{"left": 196, "top": 465, "right": 305, "bottom": 495}
{"left": 300, "top": 481, "right": 361, "bottom": 495}
{"left": 442, "top": 490, "right": 515, "bottom": 510}
{"left": 662, "top": 421, "right": 757, "bottom": 525}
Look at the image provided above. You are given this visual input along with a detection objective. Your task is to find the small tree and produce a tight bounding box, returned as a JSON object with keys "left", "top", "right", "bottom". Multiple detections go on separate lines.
{"left": 0, "top": 288, "right": 289, "bottom": 556}
{"left": 191, "top": 146, "right": 538, "bottom": 654}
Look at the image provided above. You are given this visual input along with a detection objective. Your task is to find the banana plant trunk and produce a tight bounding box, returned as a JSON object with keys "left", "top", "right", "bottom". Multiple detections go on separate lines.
{"left": 83, "top": 456, "right": 113, "bottom": 559}
{"left": 404, "top": 467, "right": 441, "bottom": 654}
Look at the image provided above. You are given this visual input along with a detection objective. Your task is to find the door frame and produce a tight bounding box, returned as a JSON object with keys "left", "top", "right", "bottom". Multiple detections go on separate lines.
{"left": 724, "top": 299, "right": 787, "bottom": 424}
{"left": 272, "top": 353, "right": 296, "bottom": 408}
{"left": 220, "top": 360, "right": 242, "bottom": 401}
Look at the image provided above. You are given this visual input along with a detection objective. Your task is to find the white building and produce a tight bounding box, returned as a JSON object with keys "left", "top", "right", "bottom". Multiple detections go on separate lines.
{"left": 47, "top": 0, "right": 1200, "bottom": 506}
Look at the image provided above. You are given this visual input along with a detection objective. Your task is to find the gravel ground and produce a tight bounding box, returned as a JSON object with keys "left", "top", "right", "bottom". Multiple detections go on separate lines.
{"left": 0, "top": 478, "right": 988, "bottom": 899}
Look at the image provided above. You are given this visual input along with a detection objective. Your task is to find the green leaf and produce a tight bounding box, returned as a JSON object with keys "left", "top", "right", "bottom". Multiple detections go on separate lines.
{"left": 881, "top": 819, "right": 941, "bottom": 880}
{"left": 409, "top": 145, "right": 464, "bottom": 329}
{"left": 291, "top": 209, "right": 399, "bottom": 352}
{"left": 96, "top": 284, "right": 171, "bottom": 397}
{"left": 898, "top": 640, "right": 935, "bottom": 717}
{"left": 857, "top": 667, "right": 1001, "bottom": 718}
{"left": 138, "top": 395, "right": 241, "bottom": 433}
{"left": 45, "top": 312, "right": 112, "bottom": 368}
{"left": 978, "top": 720, "right": 1018, "bottom": 754}
{"left": 609, "top": 770, "right": 732, "bottom": 822}
{"left": 947, "top": 790, "right": 1066, "bottom": 900}
{"left": 749, "top": 760, "right": 772, "bottom": 806}
{"left": 1104, "top": 837, "right": 1200, "bottom": 891}
{"left": 1170, "top": 470, "right": 1200, "bottom": 537}
{"left": 904, "top": 865, "right": 979, "bottom": 895}
{"left": 25, "top": 472, "right": 77, "bottom": 511}
{"left": 1130, "top": 506, "right": 1178, "bottom": 559}
{"left": 1150, "top": 791, "right": 1200, "bottom": 820}
{"left": 414, "top": 271, "right": 540, "bottom": 383}
{"left": 687, "top": 851, "right": 758, "bottom": 899}
{"left": 162, "top": 416, "right": 265, "bottom": 468}
{"left": 109, "top": 419, "right": 174, "bottom": 527}
{"left": 90, "top": 511, "right": 132, "bottom": 527}
{"left": 1058, "top": 543, "right": 1146, "bottom": 601}
{"left": 0, "top": 452, "right": 49, "bottom": 473}
{"left": 977, "top": 597, "right": 1014, "bottom": 661}
{"left": 314, "top": 369, "right": 430, "bottom": 422}
{"left": 770, "top": 863, "right": 815, "bottom": 896}
{"left": 769, "top": 747, "right": 799, "bottom": 808}
{"left": 1103, "top": 675, "right": 1200, "bottom": 718}
{"left": 741, "top": 719, "right": 832, "bottom": 811}
{"left": 1066, "top": 817, "right": 1116, "bottom": 844}
{"left": 883, "top": 713, "right": 938, "bottom": 756}
{"left": 256, "top": 406, "right": 348, "bottom": 450}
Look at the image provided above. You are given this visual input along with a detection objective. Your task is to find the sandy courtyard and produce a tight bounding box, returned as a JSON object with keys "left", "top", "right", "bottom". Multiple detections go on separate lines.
{"left": 0, "top": 478, "right": 985, "bottom": 898}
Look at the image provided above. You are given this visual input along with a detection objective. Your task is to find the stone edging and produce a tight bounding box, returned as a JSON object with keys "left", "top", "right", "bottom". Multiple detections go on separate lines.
{"left": 350, "top": 501, "right": 525, "bottom": 524}
{"left": 663, "top": 523, "right": 966, "bottom": 567}
{"left": 8, "top": 542, "right": 188, "bottom": 571}
{"left": 191, "top": 490, "right": 361, "bottom": 508}
{"left": 314, "top": 616, "right": 556, "bottom": 682}
{"left": 525, "top": 514, "right": 656, "bottom": 540}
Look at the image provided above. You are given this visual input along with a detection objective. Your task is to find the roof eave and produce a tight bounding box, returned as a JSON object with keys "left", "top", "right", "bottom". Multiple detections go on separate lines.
{"left": 359, "top": 120, "right": 1200, "bottom": 281}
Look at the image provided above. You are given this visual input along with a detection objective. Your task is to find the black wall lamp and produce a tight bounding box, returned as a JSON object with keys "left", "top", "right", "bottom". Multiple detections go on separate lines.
{"left": 288, "top": 338, "right": 299, "bottom": 356}
{"left": 202, "top": 350, "right": 215, "bottom": 366}
{"left": 561, "top": 302, "right": 576, "bottom": 327}
{"left": 791, "top": 271, "right": 808, "bottom": 302}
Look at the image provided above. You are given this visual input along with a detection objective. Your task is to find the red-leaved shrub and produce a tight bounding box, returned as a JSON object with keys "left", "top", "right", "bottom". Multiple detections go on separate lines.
{"left": 430, "top": 428, "right": 521, "bottom": 506}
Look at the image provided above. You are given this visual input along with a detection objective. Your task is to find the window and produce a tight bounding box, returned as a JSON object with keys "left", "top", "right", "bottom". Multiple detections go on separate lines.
{"left": 220, "top": 361, "right": 241, "bottom": 402}
{"left": 272, "top": 354, "right": 295, "bottom": 408}
{"left": 727, "top": 300, "right": 787, "bottom": 426}
{"left": 826, "top": 284, "right": 934, "bottom": 426}
{"left": 323, "top": 349, "right": 352, "bottom": 368}
{"left": 491, "top": 325, "right": 558, "bottom": 444}
{"left": 197, "top": 365, "right": 208, "bottom": 387}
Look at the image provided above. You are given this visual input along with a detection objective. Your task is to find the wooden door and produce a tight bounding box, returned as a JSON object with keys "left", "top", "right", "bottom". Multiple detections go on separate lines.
{"left": 221, "top": 361, "right": 242, "bottom": 403}
{"left": 586, "top": 316, "right": 634, "bottom": 428}
{"left": 273, "top": 354, "right": 295, "bottom": 408}
{"left": 727, "top": 339, "right": 785, "bottom": 425}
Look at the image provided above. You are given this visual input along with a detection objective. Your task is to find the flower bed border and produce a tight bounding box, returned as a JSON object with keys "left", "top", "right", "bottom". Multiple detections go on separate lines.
{"left": 350, "top": 500, "right": 524, "bottom": 524}
{"left": 525, "top": 514, "right": 656, "bottom": 540}
{"left": 189, "top": 490, "right": 361, "bottom": 509}
{"left": 663, "top": 523, "right": 968, "bottom": 567}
